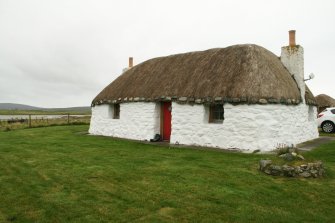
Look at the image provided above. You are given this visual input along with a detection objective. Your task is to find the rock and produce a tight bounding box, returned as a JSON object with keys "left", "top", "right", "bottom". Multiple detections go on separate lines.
{"left": 310, "top": 170, "right": 318, "bottom": 178}
{"left": 294, "top": 166, "right": 301, "bottom": 174}
{"left": 178, "top": 97, "right": 187, "bottom": 102}
{"left": 270, "top": 165, "right": 282, "bottom": 176}
{"left": 232, "top": 98, "right": 240, "bottom": 103}
{"left": 259, "top": 160, "right": 272, "bottom": 171}
{"left": 195, "top": 99, "right": 202, "bottom": 104}
{"left": 259, "top": 99, "right": 268, "bottom": 104}
{"left": 259, "top": 160, "right": 324, "bottom": 178}
{"left": 282, "top": 165, "right": 295, "bottom": 177}
{"left": 268, "top": 98, "right": 279, "bottom": 103}
{"left": 240, "top": 97, "right": 247, "bottom": 102}
{"left": 300, "top": 164, "right": 308, "bottom": 170}
{"left": 279, "top": 153, "right": 294, "bottom": 161}
{"left": 214, "top": 97, "right": 222, "bottom": 102}
{"left": 299, "top": 172, "right": 311, "bottom": 178}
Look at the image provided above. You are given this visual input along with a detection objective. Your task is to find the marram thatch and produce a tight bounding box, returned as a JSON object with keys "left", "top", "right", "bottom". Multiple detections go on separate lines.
{"left": 93, "top": 44, "right": 316, "bottom": 106}
{"left": 315, "top": 94, "right": 335, "bottom": 107}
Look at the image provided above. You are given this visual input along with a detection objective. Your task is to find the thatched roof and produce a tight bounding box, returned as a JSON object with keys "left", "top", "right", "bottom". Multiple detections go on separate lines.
{"left": 315, "top": 94, "right": 335, "bottom": 107}
{"left": 93, "top": 44, "right": 316, "bottom": 106}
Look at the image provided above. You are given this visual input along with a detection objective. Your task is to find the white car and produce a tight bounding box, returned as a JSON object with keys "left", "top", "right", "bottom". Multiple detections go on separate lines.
{"left": 317, "top": 107, "right": 335, "bottom": 133}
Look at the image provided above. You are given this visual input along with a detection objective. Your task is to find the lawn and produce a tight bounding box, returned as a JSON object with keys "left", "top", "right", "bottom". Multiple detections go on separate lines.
{"left": 0, "top": 126, "right": 334, "bottom": 223}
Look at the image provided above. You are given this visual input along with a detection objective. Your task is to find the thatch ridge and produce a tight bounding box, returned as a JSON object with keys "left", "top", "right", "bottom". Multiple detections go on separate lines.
{"left": 93, "top": 44, "right": 316, "bottom": 106}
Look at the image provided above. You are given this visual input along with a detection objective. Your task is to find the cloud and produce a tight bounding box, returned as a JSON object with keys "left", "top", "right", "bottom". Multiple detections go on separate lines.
{"left": 0, "top": 0, "right": 335, "bottom": 107}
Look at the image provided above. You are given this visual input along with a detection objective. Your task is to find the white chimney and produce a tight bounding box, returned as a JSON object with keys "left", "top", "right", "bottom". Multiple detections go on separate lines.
{"left": 280, "top": 30, "right": 305, "bottom": 103}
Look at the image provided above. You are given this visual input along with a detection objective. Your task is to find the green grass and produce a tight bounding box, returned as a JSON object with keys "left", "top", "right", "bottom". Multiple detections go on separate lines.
{"left": 0, "top": 126, "right": 334, "bottom": 223}
{"left": 0, "top": 116, "right": 90, "bottom": 131}
{"left": 319, "top": 131, "right": 335, "bottom": 137}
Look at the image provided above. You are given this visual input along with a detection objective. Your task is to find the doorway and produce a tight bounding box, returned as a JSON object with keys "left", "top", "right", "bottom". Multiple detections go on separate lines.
{"left": 161, "top": 102, "right": 172, "bottom": 141}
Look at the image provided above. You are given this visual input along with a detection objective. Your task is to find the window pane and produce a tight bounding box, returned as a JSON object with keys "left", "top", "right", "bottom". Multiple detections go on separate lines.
{"left": 209, "top": 104, "right": 224, "bottom": 123}
{"left": 113, "top": 104, "right": 120, "bottom": 119}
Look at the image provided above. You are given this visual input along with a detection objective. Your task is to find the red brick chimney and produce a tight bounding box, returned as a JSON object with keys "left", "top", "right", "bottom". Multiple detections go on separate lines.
{"left": 128, "top": 57, "right": 133, "bottom": 68}
{"left": 289, "top": 30, "right": 296, "bottom": 47}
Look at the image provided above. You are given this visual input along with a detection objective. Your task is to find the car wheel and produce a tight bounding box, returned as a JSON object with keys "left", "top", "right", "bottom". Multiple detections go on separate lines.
{"left": 322, "top": 121, "right": 335, "bottom": 133}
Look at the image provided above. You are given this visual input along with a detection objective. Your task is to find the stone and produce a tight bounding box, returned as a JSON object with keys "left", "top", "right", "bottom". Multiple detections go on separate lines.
{"left": 294, "top": 166, "right": 301, "bottom": 174}
{"left": 310, "top": 170, "right": 318, "bottom": 178}
{"left": 178, "top": 97, "right": 187, "bottom": 102}
{"left": 300, "top": 164, "right": 308, "bottom": 170}
{"left": 214, "top": 97, "right": 222, "bottom": 102}
{"left": 280, "top": 98, "right": 286, "bottom": 104}
{"left": 232, "top": 98, "right": 240, "bottom": 103}
{"left": 268, "top": 98, "right": 279, "bottom": 104}
{"left": 205, "top": 97, "right": 212, "bottom": 103}
{"left": 240, "top": 97, "right": 247, "bottom": 102}
{"left": 270, "top": 165, "right": 282, "bottom": 176}
{"left": 259, "top": 160, "right": 272, "bottom": 171}
{"left": 282, "top": 165, "right": 295, "bottom": 177}
{"left": 299, "top": 172, "right": 311, "bottom": 178}
{"left": 250, "top": 98, "right": 258, "bottom": 104}
{"left": 259, "top": 99, "right": 268, "bottom": 104}
{"left": 279, "top": 153, "right": 294, "bottom": 161}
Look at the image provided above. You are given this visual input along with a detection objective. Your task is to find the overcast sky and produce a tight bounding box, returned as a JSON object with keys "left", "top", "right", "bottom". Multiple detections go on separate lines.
{"left": 0, "top": 0, "right": 334, "bottom": 108}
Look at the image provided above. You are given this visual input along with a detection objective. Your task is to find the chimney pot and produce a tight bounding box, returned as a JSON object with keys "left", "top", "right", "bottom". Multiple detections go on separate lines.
{"left": 289, "top": 30, "right": 296, "bottom": 47}
{"left": 129, "top": 57, "right": 133, "bottom": 68}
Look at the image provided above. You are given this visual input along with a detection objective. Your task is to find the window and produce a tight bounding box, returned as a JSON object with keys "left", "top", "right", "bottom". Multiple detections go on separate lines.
{"left": 113, "top": 104, "right": 120, "bottom": 119}
{"left": 331, "top": 109, "right": 335, "bottom": 114}
{"left": 209, "top": 104, "right": 224, "bottom": 123}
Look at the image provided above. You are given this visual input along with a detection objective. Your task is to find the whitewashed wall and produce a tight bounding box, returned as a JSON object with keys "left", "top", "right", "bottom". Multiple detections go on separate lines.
{"left": 89, "top": 103, "right": 160, "bottom": 141}
{"left": 171, "top": 102, "right": 318, "bottom": 152}
{"left": 89, "top": 102, "right": 318, "bottom": 152}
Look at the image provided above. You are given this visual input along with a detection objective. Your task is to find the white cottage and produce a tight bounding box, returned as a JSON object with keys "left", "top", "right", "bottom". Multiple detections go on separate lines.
{"left": 89, "top": 30, "right": 318, "bottom": 151}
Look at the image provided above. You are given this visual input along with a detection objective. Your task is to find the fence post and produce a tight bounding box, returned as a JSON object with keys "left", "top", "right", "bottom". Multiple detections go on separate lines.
{"left": 67, "top": 113, "right": 70, "bottom": 124}
{"left": 29, "top": 114, "right": 31, "bottom": 128}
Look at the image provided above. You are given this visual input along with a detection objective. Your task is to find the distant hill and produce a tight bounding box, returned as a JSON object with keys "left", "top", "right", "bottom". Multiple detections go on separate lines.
{"left": 0, "top": 103, "right": 42, "bottom": 110}
{"left": 0, "top": 103, "right": 91, "bottom": 113}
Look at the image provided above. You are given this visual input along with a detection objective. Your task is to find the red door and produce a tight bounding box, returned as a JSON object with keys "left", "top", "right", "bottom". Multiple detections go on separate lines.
{"left": 162, "top": 102, "right": 172, "bottom": 141}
